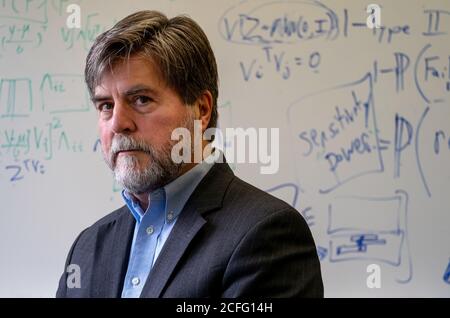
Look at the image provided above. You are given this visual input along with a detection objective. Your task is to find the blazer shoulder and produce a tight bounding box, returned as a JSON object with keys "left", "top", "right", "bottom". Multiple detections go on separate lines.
{"left": 227, "top": 176, "right": 295, "bottom": 213}
{"left": 90, "top": 205, "right": 129, "bottom": 228}
{"left": 75, "top": 205, "right": 130, "bottom": 243}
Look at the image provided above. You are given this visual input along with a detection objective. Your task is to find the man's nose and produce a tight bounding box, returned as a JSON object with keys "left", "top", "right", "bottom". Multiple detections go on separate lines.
{"left": 110, "top": 102, "right": 136, "bottom": 134}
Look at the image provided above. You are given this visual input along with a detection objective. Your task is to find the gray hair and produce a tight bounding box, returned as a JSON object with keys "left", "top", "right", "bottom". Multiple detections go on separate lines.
{"left": 85, "top": 10, "right": 219, "bottom": 128}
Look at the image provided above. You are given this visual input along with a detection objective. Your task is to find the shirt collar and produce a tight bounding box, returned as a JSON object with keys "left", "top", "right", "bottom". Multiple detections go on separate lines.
{"left": 121, "top": 151, "right": 219, "bottom": 224}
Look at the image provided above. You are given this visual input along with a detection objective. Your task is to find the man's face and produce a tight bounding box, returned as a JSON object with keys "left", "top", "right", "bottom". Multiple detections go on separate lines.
{"left": 93, "top": 56, "right": 195, "bottom": 194}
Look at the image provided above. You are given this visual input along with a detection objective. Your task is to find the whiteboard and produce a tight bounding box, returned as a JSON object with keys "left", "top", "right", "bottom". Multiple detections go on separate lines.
{"left": 0, "top": 0, "right": 449, "bottom": 297}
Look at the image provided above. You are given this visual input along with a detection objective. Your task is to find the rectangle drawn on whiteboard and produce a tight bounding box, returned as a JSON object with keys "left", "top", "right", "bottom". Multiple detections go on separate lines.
{"left": 326, "top": 191, "right": 412, "bottom": 283}
{"left": 288, "top": 73, "right": 384, "bottom": 194}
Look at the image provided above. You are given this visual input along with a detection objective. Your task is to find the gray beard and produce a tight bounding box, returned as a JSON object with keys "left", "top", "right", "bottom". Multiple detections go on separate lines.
{"left": 103, "top": 111, "right": 195, "bottom": 194}
{"left": 112, "top": 145, "right": 182, "bottom": 194}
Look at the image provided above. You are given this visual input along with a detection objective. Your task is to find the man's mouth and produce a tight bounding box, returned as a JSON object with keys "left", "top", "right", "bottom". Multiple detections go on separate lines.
{"left": 118, "top": 149, "right": 141, "bottom": 154}
{"left": 112, "top": 149, "right": 151, "bottom": 166}
{"left": 114, "top": 149, "right": 143, "bottom": 161}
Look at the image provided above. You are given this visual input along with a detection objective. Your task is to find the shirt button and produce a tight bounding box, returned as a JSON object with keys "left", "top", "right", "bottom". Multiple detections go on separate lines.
{"left": 131, "top": 277, "right": 140, "bottom": 286}
{"left": 167, "top": 212, "right": 174, "bottom": 222}
{"left": 146, "top": 225, "right": 154, "bottom": 235}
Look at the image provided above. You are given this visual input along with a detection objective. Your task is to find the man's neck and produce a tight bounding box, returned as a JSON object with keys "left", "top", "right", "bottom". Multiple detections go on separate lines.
{"left": 132, "top": 162, "right": 198, "bottom": 211}
{"left": 131, "top": 141, "right": 212, "bottom": 211}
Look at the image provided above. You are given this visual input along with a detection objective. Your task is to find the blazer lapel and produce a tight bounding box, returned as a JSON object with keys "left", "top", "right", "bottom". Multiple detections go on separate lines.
{"left": 140, "top": 162, "right": 235, "bottom": 297}
{"left": 91, "top": 206, "right": 135, "bottom": 297}
{"left": 141, "top": 204, "right": 206, "bottom": 298}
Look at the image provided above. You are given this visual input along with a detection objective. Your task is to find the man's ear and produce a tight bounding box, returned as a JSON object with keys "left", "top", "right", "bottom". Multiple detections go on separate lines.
{"left": 196, "top": 90, "right": 213, "bottom": 133}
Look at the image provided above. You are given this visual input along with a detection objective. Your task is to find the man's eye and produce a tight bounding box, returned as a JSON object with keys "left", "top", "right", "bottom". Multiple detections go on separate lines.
{"left": 134, "top": 96, "right": 152, "bottom": 106}
{"left": 97, "top": 103, "right": 113, "bottom": 112}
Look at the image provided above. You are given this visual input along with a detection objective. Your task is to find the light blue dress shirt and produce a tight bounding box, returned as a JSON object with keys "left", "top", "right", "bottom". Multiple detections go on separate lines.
{"left": 121, "top": 157, "right": 215, "bottom": 298}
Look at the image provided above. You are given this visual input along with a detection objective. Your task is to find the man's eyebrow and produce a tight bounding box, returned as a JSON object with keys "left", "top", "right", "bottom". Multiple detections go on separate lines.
{"left": 91, "top": 85, "right": 157, "bottom": 103}
{"left": 91, "top": 95, "right": 111, "bottom": 103}
{"left": 123, "top": 85, "right": 157, "bottom": 96}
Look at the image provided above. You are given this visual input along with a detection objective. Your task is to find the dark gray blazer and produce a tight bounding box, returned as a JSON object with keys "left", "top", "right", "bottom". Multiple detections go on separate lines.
{"left": 56, "top": 162, "right": 323, "bottom": 297}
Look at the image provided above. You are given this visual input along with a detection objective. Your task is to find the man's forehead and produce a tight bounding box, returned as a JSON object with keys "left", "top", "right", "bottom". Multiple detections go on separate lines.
{"left": 93, "top": 56, "right": 165, "bottom": 95}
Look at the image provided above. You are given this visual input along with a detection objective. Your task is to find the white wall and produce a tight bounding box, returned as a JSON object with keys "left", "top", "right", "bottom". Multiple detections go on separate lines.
{"left": 0, "top": 0, "right": 449, "bottom": 297}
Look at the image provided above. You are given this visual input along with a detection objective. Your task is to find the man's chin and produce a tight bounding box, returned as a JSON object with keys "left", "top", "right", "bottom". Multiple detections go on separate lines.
{"left": 114, "top": 171, "right": 154, "bottom": 194}
{"left": 114, "top": 165, "right": 145, "bottom": 178}
{"left": 114, "top": 154, "right": 150, "bottom": 169}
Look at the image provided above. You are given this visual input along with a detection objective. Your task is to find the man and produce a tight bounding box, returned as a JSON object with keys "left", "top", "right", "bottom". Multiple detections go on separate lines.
{"left": 56, "top": 10, "right": 323, "bottom": 298}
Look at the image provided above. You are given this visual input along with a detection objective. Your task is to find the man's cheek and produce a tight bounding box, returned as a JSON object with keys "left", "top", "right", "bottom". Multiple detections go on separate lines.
{"left": 101, "top": 145, "right": 114, "bottom": 168}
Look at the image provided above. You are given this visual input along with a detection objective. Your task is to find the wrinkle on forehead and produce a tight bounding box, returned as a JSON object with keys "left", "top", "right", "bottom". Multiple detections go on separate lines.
{"left": 94, "top": 55, "right": 168, "bottom": 96}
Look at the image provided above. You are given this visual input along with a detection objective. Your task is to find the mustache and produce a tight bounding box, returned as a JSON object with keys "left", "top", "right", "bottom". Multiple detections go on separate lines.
{"left": 110, "top": 135, "right": 153, "bottom": 160}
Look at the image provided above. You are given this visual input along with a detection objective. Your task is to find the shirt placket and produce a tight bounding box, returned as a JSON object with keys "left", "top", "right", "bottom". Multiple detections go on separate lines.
{"left": 122, "top": 194, "right": 166, "bottom": 297}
